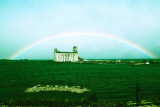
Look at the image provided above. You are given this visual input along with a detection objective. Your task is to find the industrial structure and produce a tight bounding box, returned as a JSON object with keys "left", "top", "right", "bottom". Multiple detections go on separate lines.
{"left": 54, "top": 46, "right": 78, "bottom": 62}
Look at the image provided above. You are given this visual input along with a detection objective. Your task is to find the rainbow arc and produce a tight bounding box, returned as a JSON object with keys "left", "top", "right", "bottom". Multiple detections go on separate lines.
{"left": 8, "top": 32, "right": 157, "bottom": 59}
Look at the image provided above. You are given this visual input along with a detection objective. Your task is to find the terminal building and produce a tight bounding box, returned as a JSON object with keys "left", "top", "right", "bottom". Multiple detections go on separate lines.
{"left": 54, "top": 46, "right": 78, "bottom": 62}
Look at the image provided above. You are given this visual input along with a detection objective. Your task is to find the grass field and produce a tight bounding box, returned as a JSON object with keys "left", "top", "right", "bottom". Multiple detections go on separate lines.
{"left": 0, "top": 60, "right": 160, "bottom": 106}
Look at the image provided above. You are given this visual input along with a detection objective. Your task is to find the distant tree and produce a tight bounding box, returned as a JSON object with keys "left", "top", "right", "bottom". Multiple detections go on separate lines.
{"left": 142, "top": 60, "right": 146, "bottom": 63}
{"left": 149, "top": 60, "right": 154, "bottom": 64}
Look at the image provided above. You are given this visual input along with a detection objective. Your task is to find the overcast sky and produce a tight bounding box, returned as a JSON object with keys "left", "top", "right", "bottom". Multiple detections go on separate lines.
{"left": 0, "top": 0, "right": 160, "bottom": 59}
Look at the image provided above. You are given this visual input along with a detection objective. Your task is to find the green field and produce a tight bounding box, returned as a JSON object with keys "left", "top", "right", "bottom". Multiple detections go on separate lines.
{"left": 0, "top": 60, "right": 160, "bottom": 106}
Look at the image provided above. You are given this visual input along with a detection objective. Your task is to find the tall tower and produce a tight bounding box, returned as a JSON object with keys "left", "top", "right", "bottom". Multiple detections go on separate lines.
{"left": 73, "top": 46, "right": 78, "bottom": 52}
{"left": 54, "top": 48, "right": 58, "bottom": 53}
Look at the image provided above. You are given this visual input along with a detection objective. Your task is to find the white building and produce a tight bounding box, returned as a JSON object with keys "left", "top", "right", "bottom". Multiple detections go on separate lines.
{"left": 54, "top": 46, "right": 78, "bottom": 62}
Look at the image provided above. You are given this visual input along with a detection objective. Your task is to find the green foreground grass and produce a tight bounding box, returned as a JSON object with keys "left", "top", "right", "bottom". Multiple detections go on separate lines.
{"left": 0, "top": 60, "right": 160, "bottom": 106}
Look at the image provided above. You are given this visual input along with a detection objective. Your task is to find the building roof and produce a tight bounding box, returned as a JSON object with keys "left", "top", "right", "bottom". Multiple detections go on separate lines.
{"left": 55, "top": 52, "right": 78, "bottom": 53}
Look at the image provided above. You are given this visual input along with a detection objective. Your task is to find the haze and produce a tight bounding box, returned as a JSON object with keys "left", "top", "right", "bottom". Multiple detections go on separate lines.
{"left": 0, "top": 0, "right": 160, "bottom": 59}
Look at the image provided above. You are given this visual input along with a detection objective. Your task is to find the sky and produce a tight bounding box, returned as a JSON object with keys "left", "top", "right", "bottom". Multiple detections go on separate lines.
{"left": 0, "top": 0, "right": 160, "bottom": 59}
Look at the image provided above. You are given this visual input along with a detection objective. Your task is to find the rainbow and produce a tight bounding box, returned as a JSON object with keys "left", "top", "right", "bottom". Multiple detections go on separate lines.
{"left": 8, "top": 32, "right": 157, "bottom": 59}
